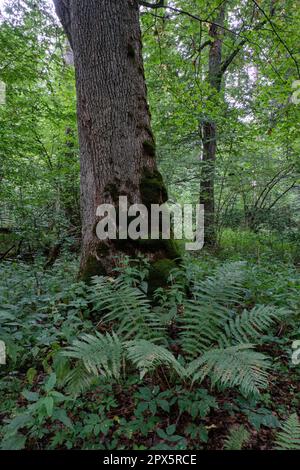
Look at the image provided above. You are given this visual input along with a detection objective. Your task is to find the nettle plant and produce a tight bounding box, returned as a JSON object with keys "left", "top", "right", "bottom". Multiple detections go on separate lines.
{"left": 59, "top": 261, "right": 290, "bottom": 397}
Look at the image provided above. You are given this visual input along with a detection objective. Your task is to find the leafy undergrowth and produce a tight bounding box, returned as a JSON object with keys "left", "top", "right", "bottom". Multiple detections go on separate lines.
{"left": 0, "top": 253, "right": 299, "bottom": 450}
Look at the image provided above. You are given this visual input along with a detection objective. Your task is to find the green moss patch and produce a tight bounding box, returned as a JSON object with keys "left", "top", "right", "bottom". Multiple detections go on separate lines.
{"left": 148, "top": 258, "right": 178, "bottom": 294}
{"left": 140, "top": 168, "right": 168, "bottom": 207}
{"left": 143, "top": 140, "right": 156, "bottom": 157}
{"left": 79, "top": 255, "right": 106, "bottom": 283}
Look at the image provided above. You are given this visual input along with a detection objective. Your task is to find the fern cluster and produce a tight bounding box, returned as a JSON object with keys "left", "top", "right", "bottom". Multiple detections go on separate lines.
{"left": 180, "top": 262, "right": 287, "bottom": 357}
{"left": 275, "top": 414, "right": 300, "bottom": 450}
{"left": 88, "top": 277, "right": 166, "bottom": 343}
{"left": 61, "top": 261, "right": 289, "bottom": 396}
{"left": 224, "top": 425, "right": 250, "bottom": 450}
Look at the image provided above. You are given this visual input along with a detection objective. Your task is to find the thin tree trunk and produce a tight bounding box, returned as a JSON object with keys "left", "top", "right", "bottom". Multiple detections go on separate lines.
{"left": 53, "top": 0, "right": 178, "bottom": 284}
{"left": 200, "top": 6, "right": 225, "bottom": 247}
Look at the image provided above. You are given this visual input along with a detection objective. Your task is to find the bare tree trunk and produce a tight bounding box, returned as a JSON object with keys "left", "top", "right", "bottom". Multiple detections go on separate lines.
{"left": 53, "top": 0, "right": 178, "bottom": 284}
{"left": 200, "top": 6, "right": 225, "bottom": 247}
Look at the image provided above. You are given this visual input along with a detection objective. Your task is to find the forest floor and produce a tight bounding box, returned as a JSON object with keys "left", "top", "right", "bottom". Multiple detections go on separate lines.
{"left": 0, "top": 230, "right": 299, "bottom": 450}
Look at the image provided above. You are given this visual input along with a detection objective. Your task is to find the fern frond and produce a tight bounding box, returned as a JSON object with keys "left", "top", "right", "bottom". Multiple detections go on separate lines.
{"left": 187, "top": 344, "right": 269, "bottom": 396}
{"left": 89, "top": 277, "right": 166, "bottom": 342}
{"left": 62, "top": 331, "right": 123, "bottom": 380}
{"left": 275, "top": 414, "right": 300, "bottom": 450}
{"left": 180, "top": 262, "right": 248, "bottom": 358}
{"left": 64, "top": 362, "right": 96, "bottom": 394}
{"left": 193, "top": 261, "right": 248, "bottom": 307}
{"left": 224, "top": 425, "right": 250, "bottom": 450}
{"left": 219, "top": 305, "right": 288, "bottom": 347}
{"left": 126, "top": 339, "right": 185, "bottom": 379}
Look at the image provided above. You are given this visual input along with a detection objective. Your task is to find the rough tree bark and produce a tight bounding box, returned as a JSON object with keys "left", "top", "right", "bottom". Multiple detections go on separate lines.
{"left": 200, "top": 5, "right": 225, "bottom": 247}
{"left": 53, "top": 0, "right": 178, "bottom": 285}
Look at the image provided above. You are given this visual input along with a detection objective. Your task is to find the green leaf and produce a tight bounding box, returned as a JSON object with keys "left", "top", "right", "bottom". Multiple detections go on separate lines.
{"left": 43, "top": 396, "right": 54, "bottom": 417}
{"left": 166, "top": 424, "right": 176, "bottom": 436}
{"left": 6, "top": 414, "right": 33, "bottom": 434}
{"left": 44, "top": 373, "right": 57, "bottom": 392}
{"left": 157, "top": 428, "right": 168, "bottom": 439}
{"left": 199, "top": 426, "right": 209, "bottom": 443}
{"left": 1, "top": 434, "right": 26, "bottom": 450}
{"left": 135, "top": 402, "right": 148, "bottom": 415}
{"left": 26, "top": 368, "right": 37, "bottom": 385}
{"left": 22, "top": 389, "right": 39, "bottom": 402}
{"left": 52, "top": 409, "right": 73, "bottom": 430}
{"left": 158, "top": 399, "right": 170, "bottom": 412}
{"left": 149, "top": 400, "right": 157, "bottom": 415}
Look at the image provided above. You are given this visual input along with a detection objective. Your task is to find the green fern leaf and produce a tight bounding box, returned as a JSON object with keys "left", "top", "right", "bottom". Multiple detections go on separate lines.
{"left": 187, "top": 344, "right": 269, "bottom": 396}
{"left": 89, "top": 277, "right": 166, "bottom": 342}
{"left": 62, "top": 331, "right": 123, "bottom": 380}
{"left": 275, "top": 414, "right": 300, "bottom": 450}
{"left": 64, "top": 362, "right": 96, "bottom": 395}
{"left": 224, "top": 425, "right": 250, "bottom": 450}
{"left": 126, "top": 339, "right": 185, "bottom": 379}
{"left": 219, "top": 305, "right": 288, "bottom": 347}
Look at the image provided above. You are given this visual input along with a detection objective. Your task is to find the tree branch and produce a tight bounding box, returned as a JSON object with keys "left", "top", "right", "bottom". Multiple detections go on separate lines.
{"left": 254, "top": 165, "right": 294, "bottom": 210}
{"left": 139, "top": 0, "right": 165, "bottom": 8}
{"left": 251, "top": 0, "right": 300, "bottom": 78}
{"left": 53, "top": 0, "right": 73, "bottom": 49}
{"left": 221, "top": 18, "right": 267, "bottom": 75}
{"left": 199, "top": 39, "right": 213, "bottom": 53}
{"left": 140, "top": 3, "right": 240, "bottom": 38}
{"left": 220, "top": 39, "right": 247, "bottom": 75}
{"left": 266, "top": 182, "right": 297, "bottom": 211}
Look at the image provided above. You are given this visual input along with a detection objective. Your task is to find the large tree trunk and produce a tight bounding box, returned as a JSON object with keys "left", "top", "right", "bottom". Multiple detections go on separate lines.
{"left": 53, "top": 0, "right": 178, "bottom": 284}
{"left": 200, "top": 6, "right": 225, "bottom": 247}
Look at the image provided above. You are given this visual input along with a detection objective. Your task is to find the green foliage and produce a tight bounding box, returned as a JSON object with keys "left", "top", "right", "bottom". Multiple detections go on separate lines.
{"left": 224, "top": 425, "right": 250, "bottom": 450}
{"left": 60, "top": 261, "right": 282, "bottom": 397}
{"left": 220, "top": 229, "right": 299, "bottom": 263}
{"left": 218, "top": 305, "right": 289, "bottom": 347}
{"left": 179, "top": 261, "right": 289, "bottom": 361}
{"left": 0, "top": 0, "right": 299, "bottom": 452}
{"left": 1, "top": 255, "right": 299, "bottom": 450}
{"left": 178, "top": 389, "right": 218, "bottom": 420}
{"left": 275, "top": 414, "right": 300, "bottom": 450}
{"left": 89, "top": 276, "right": 166, "bottom": 342}
{"left": 179, "top": 262, "right": 248, "bottom": 357}
{"left": 0, "top": 0, "right": 79, "bottom": 255}
{"left": 134, "top": 386, "right": 174, "bottom": 416}
{"left": 126, "top": 339, "right": 184, "bottom": 379}
{"left": 246, "top": 408, "right": 281, "bottom": 431}
{"left": 62, "top": 332, "right": 123, "bottom": 380}
{"left": 1, "top": 373, "right": 72, "bottom": 450}
{"left": 187, "top": 344, "right": 269, "bottom": 396}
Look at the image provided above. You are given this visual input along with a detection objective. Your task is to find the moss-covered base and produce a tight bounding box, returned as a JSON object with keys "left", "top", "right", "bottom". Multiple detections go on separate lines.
{"left": 78, "top": 255, "right": 107, "bottom": 284}
{"left": 79, "top": 237, "right": 181, "bottom": 296}
{"left": 148, "top": 258, "right": 179, "bottom": 295}
{"left": 137, "top": 237, "right": 181, "bottom": 260}
{"left": 79, "top": 164, "right": 180, "bottom": 290}
{"left": 140, "top": 168, "right": 168, "bottom": 207}
{"left": 142, "top": 140, "right": 156, "bottom": 157}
